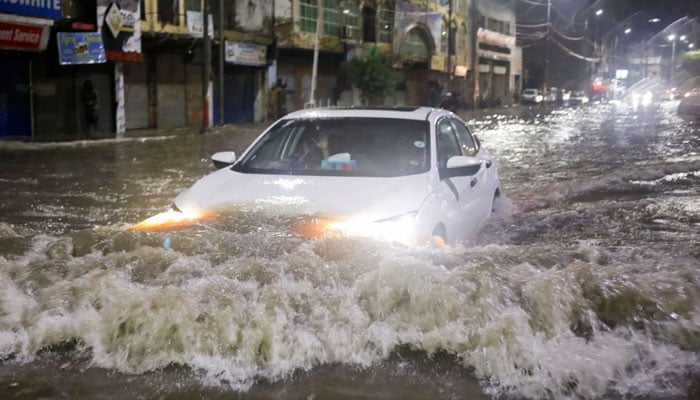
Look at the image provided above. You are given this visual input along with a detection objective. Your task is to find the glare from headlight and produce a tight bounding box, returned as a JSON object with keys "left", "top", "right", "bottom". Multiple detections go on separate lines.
{"left": 642, "top": 91, "right": 652, "bottom": 106}
{"left": 295, "top": 213, "right": 418, "bottom": 244}
{"left": 631, "top": 93, "right": 640, "bottom": 107}
{"left": 130, "top": 208, "right": 209, "bottom": 231}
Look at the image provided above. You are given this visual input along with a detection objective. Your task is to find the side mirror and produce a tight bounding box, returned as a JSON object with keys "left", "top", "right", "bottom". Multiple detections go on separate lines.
{"left": 441, "top": 155, "right": 481, "bottom": 179}
{"left": 211, "top": 151, "right": 236, "bottom": 169}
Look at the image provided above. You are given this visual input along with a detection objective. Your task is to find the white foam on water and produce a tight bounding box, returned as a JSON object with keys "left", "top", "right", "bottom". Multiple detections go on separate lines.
{"left": 1, "top": 231, "right": 698, "bottom": 399}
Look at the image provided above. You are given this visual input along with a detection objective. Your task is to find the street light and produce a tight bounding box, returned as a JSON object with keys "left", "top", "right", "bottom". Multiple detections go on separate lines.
{"left": 595, "top": 9, "right": 603, "bottom": 16}
{"left": 624, "top": 28, "right": 631, "bottom": 34}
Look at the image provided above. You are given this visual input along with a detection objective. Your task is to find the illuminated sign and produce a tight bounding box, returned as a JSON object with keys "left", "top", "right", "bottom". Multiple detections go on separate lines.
{"left": 0, "top": 0, "right": 61, "bottom": 20}
{"left": 0, "top": 21, "right": 49, "bottom": 51}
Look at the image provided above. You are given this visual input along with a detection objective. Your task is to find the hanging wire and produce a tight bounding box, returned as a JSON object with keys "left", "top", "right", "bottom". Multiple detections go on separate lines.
{"left": 550, "top": 36, "right": 600, "bottom": 62}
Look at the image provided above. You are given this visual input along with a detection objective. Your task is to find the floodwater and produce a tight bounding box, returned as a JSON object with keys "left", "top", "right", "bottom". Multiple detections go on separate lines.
{"left": 0, "top": 101, "right": 698, "bottom": 400}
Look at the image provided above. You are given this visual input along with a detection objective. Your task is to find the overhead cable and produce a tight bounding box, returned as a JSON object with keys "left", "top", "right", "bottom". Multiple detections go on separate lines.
{"left": 549, "top": 36, "right": 601, "bottom": 62}
{"left": 517, "top": 0, "right": 547, "bottom": 6}
{"left": 549, "top": 24, "right": 585, "bottom": 41}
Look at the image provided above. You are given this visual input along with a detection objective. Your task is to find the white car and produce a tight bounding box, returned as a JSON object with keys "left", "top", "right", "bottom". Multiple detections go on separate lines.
{"left": 521, "top": 88, "right": 543, "bottom": 105}
{"left": 136, "top": 107, "right": 500, "bottom": 246}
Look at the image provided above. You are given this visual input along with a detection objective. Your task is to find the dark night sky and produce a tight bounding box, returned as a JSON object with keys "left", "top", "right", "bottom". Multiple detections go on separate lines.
{"left": 516, "top": 0, "right": 700, "bottom": 89}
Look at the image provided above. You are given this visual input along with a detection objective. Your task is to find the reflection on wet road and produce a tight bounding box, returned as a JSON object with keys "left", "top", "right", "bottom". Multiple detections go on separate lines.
{"left": 0, "top": 101, "right": 698, "bottom": 400}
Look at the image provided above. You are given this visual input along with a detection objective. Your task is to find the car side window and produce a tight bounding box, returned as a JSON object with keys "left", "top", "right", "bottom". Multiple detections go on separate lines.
{"left": 450, "top": 119, "right": 478, "bottom": 156}
{"left": 437, "top": 119, "right": 462, "bottom": 169}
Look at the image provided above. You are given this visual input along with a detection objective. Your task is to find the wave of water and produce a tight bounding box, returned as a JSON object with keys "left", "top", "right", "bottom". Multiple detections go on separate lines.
{"left": 1, "top": 212, "right": 698, "bottom": 399}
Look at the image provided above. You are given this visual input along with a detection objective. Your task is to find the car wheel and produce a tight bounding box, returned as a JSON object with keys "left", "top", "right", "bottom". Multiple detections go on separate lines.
{"left": 431, "top": 224, "right": 447, "bottom": 248}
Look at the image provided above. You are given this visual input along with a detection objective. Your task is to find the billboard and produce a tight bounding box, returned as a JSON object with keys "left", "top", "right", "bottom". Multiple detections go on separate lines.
{"left": 57, "top": 32, "right": 107, "bottom": 65}
{"left": 96, "top": 0, "right": 142, "bottom": 61}
{"left": 0, "top": 0, "right": 61, "bottom": 20}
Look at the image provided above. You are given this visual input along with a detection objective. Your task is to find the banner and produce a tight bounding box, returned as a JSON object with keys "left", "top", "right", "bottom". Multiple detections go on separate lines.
{"left": 0, "top": 21, "right": 49, "bottom": 51}
{"left": 0, "top": 0, "right": 62, "bottom": 20}
{"left": 225, "top": 41, "right": 266, "bottom": 66}
{"left": 186, "top": 11, "right": 213, "bottom": 38}
{"left": 57, "top": 32, "right": 106, "bottom": 65}
{"left": 96, "top": 0, "right": 142, "bottom": 61}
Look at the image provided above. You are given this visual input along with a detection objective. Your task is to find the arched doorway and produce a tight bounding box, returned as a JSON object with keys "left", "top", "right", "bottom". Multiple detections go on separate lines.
{"left": 396, "top": 24, "right": 435, "bottom": 106}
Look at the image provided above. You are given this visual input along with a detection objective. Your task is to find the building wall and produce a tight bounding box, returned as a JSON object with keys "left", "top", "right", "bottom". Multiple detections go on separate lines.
{"left": 156, "top": 53, "right": 187, "bottom": 129}
{"left": 124, "top": 60, "right": 149, "bottom": 130}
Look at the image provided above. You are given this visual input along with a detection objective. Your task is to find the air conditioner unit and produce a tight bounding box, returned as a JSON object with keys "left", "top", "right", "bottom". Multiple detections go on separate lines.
{"left": 341, "top": 25, "right": 356, "bottom": 39}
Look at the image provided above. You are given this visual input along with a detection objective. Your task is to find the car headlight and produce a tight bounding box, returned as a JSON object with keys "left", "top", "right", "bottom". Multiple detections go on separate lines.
{"left": 329, "top": 212, "right": 417, "bottom": 242}
{"left": 130, "top": 206, "right": 210, "bottom": 231}
{"left": 642, "top": 91, "right": 652, "bottom": 106}
{"left": 631, "top": 93, "right": 640, "bottom": 107}
{"left": 296, "top": 212, "right": 418, "bottom": 244}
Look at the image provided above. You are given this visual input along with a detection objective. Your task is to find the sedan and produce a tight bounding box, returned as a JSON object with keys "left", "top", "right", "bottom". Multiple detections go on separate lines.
{"left": 521, "top": 88, "right": 543, "bottom": 105}
{"left": 134, "top": 107, "right": 500, "bottom": 246}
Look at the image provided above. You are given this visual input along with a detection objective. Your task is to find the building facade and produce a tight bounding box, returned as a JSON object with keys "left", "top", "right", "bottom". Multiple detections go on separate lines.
{"left": 1, "top": 0, "right": 523, "bottom": 140}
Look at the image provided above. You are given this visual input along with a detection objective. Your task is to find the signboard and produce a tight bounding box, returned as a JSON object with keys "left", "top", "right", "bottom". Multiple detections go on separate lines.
{"left": 57, "top": 32, "right": 106, "bottom": 65}
{"left": 0, "top": 0, "right": 61, "bottom": 20}
{"left": 186, "top": 10, "right": 213, "bottom": 38}
{"left": 225, "top": 41, "right": 266, "bottom": 66}
{"left": 0, "top": 21, "right": 49, "bottom": 51}
{"left": 477, "top": 28, "right": 516, "bottom": 48}
{"left": 97, "top": 0, "right": 142, "bottom": 61}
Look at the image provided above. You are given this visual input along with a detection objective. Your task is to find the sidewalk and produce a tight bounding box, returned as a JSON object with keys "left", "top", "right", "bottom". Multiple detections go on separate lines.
{"left": 120, "top": 105, "right": 523, "bottom": 140}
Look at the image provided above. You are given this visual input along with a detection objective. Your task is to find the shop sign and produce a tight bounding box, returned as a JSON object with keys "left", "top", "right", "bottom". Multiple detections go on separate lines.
{"left": 0, "top": 21, "right": 48, "bottom": 51}
{"left": 186, "top": 10, "right": 213, "bottom": 38}
{"left": 57, "top": 32, "right": 106, "bottom": 65}
{"left": 225, "top": 41, "right": 266, "bottom": 66}
{"left": 477, "top": 28, "right": 515, "bottom": 49}
{"left": 0, "top": 0, "right": 61, "bottom": 20}
{"left": 97, "top": 0, "right": 142, "bottom": 61}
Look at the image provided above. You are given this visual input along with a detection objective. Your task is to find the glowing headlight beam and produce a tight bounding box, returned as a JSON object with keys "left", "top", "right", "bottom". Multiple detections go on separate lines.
{"left": 129, "top": 209, "right": 209, "bottom": 231}
{"left": 295, "top": 214, "right": 418, "bottom": 244}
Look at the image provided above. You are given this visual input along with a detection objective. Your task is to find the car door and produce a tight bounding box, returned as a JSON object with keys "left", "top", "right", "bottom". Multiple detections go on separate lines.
{"left": 451, "top": 118, "right": 496, "bottom": 219}
{"left": 435, "top": 118, "right": 484, "bottom": 241}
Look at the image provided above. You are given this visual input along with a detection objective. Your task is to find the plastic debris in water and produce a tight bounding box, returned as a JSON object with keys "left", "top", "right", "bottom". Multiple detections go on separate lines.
{"left": 163, "top": 235, "right": 171, "bottom": 250}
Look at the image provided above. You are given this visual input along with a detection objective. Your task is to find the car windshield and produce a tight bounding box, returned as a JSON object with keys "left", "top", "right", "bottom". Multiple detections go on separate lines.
{"left": 234, "top": 117, "right": 431, "bottom": 177}
{"left": 524, "top": 89, "right": 537, "bottom": 95}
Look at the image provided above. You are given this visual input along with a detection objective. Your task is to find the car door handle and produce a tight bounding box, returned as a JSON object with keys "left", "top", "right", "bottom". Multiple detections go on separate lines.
{"left": 470, "top": 177, "right": 478, "bottom": 187}
{"left": 485, "top": 160, "right": 492, "bottom": 169}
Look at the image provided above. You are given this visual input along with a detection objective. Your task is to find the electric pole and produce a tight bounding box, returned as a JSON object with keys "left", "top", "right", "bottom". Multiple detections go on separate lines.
{"left": 218, "top": 0, "right": 224, "bottom": 125}
{"left": 447, "top": 0, "right": 453, "bottom": 83}
{"left": 543, "top": 0, "right": 550, "bottom": 92}
{"left": 470, "top": 0, "right": 479, "bottom": 110}
{"left": 201, "top": 0, "right": 211, "bottom": 133}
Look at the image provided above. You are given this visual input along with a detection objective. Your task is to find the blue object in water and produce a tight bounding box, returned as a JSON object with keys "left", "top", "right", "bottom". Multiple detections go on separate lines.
{"left": 163, "top": 235, "right": 171, "bottom": 250}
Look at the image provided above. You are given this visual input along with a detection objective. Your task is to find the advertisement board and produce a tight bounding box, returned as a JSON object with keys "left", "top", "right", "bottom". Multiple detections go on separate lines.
{"left": 57, "top": 32, "right": 106, "bottom": 65}
{"left": 0, "top": 0, "right": 61, "bottom": 20}
{"left": 96, "top": 0, "right": 142, "bottom": 61}
{"left": 225, "top": 41, "right": 266, "bottom": 66}
{"left": 0, "top": 21, "right": 50, "bottom": 51}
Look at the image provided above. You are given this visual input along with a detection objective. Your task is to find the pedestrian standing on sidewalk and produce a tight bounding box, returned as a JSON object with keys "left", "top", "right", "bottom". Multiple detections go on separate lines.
{"left": 82, "top": 80, "right": 99, "bottom": 137}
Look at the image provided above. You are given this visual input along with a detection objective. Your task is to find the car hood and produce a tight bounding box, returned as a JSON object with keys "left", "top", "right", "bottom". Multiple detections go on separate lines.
{"left": 173, "top": 168, "right": 433, "bottom": 221}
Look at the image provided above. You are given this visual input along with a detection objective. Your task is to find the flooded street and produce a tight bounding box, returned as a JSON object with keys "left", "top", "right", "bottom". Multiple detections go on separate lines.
{"left": 0, "top": 102, "right": 698, "bottom": 399}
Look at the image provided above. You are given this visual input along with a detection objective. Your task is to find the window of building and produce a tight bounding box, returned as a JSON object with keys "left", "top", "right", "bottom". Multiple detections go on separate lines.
{"left": 158, "top": 0, "right": 179, "bottom": 25}
{"left": 341, "top": 0, "right": 360, "bottom": 39}
{"left": 299, "top": 0, "right": 341, "bottom": 36}
{"left": 440, "top": 16, "right": 448, "bottom": 54}
{"left": 324, "top": 0, "right": 340, "bottom": 36}
{"left": 362, "top": 6, "right": 376, "bottom": 42}
{"left": 300, "top": 0, "right": 318, "bottom": 33}
{"left": 378, "top": 1, "right": 394, "bottom": 43}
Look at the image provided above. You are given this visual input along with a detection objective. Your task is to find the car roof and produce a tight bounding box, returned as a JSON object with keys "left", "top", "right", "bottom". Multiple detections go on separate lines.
{"left": 283, "top": 106, "right": 446, "bottom": 121}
